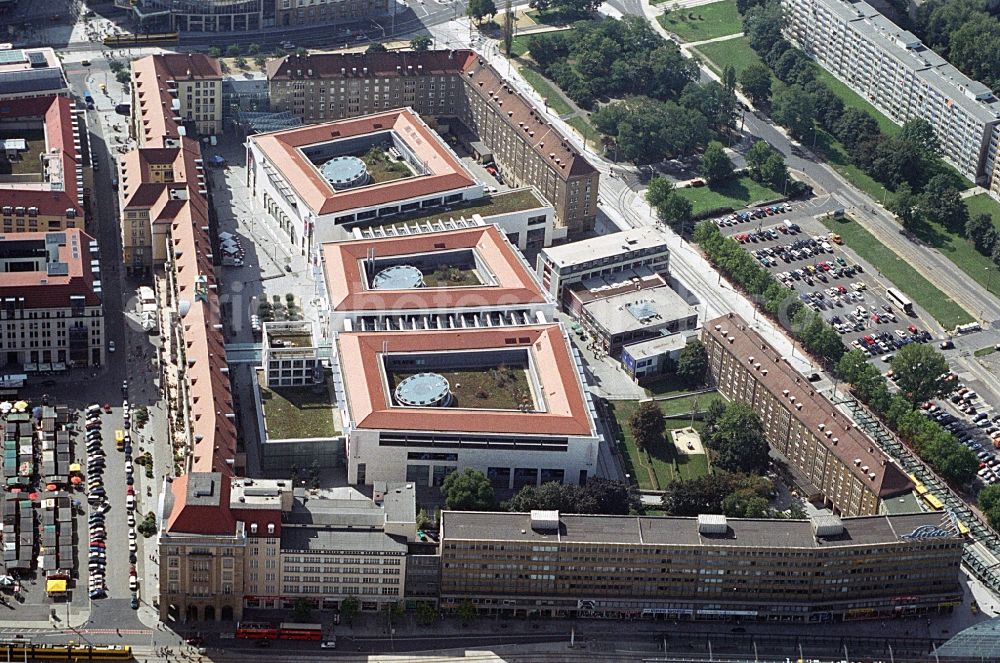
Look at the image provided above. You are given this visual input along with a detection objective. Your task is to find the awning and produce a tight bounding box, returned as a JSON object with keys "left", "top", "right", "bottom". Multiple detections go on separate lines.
{"left": 46, "top": 579, "right": 67, "bottom": 593}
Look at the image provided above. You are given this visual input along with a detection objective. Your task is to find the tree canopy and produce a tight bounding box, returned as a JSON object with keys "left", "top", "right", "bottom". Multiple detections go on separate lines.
{"left": 645, "top": 176, "right": 694, "bottom": 229}
{"left": 738, "top": 63, "right": 772, "bottom": 105}
{"left": 677, "top": 339, "right": 709, "bottom": 385}
{"left": 629, "top": 401, "right": 666, "bottom": 451}
{"left": 505, "top": 479, "right": 635, "bottom": 514}
{"left": 889, "top": 343, "right": 951, "bottom": 404}
{"left": 440, "top": 469, "right": 496, "bottom": 511}
{"left": 700, "top": 141, "right": 735, "bottom": 184}
{"left": 708, "top": 402, "right": 770, "bottom": 475}
{"left": 663, "top": 472, "right": 774, "bottom": 516}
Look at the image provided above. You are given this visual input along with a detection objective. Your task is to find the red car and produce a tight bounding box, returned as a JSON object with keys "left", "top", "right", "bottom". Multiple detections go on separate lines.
{"left": 126, "top": 485, "right": 135, "bottom": 496}
{"left": 102, "top": 404, "right": 112, "bottom": 414}
{"left": 90, "top": 540, "right": 105, "bottom": 548}
{"left": 907, "top": 325, "right": 918, "bottom": 333}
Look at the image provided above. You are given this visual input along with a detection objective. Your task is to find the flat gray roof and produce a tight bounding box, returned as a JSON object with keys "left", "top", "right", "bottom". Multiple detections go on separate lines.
{"left": 281, "top": 526, "right": 407, "bottom": 554}
{"left": 540, "top": 228, "right": 667, "bottom": 267}
{"left": 622, "top": 332, "right": 692, "bottom": 359}
{"left": 583, "top": 286, "right": 696, "bottom": 336}
{"left": 802, "top": 0, "right": 1000, "bottom": 124}
{"left": 441, "top": 511, "right": 959, "bottom": 549}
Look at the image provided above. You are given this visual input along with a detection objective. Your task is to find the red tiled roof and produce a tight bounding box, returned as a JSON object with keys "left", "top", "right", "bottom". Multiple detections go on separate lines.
{"left": 322, "top": 224, "right": 547, "bottom": 312}
{"left": 0, "top": 96, "right": 82, "bottom": 219}
{"left": 250, "top": 108, "right": 477, "bottom": 216}
{"left": 337, "top": 325, "right": 594, "bottom": 437}
{"left": 704, "top": 314, "right": 913, "bottom": 499}
{"left": 266, "top": 50, "right": 596, "bottom": 183}
{"left": 165, "top": 475, "right": 237, "bottom": 535}
{"left": 0, "top": 227, "right": 100, "bottom": 308}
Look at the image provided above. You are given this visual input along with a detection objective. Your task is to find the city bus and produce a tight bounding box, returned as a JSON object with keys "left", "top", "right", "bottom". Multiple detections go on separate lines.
{"left": 278, "top": 623, "right": 323, "bottom": 641}
{"left": 885, "top": 288, "right": 915, "bottom": 316}
{"left": 235, "top": 622, "right": 278, "bottom": 639}
{"left": 0, "top": 643, "right": 132, "bottom": 660}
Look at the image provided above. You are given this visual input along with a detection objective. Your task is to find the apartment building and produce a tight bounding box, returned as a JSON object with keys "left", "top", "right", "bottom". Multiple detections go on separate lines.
{"left": 438, "top": 510, "right": 964, "bottom": 622}
{"left": 0, "top": 228, "right": 104, "bottom": 369}
{"left": 131, "top": 0, "right": 388, "bottom": 32}
{"left": 130, "top": 53, "right": 222, "bottom": 141}
{"left": 782, "top": 0, "right": 1000, "bottom": 184}
{"left": 0, "top": 96, "right": 84, "bottom": 234}
{"left": 702, "top": 314, "right": 912, "bottom": 515}
{"left": 266, "top": 51, "right": 599, "bottom": 234}
{"left": 158, "top": 473, "right": 416, "bottom": 621}
{"left": 123, "top": 52, "right": 238, "bottom": 478}
{"left": 536, "top": 228, "right": 670, "bottom": 304}
{"left": 118, "top": 137, "right": 207, "bottom": 272}
{"left": 0, "top": 47, "right": 68, "bottom": 101}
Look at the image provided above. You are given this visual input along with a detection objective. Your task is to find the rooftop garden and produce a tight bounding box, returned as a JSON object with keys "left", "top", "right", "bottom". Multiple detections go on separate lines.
{"left": 362, "top": 146, "right": 413, "bottom": 184}
{"left": 259, "top": 375, "right": 339, "bottom": 440}
{"left": 387, "top": 364, "right": 534, "bottom": 411}
{"left": 380, "top": 188, "right": 544, "bottom": 227}
{"left": 0, "top": 129, "right": 46, "bottom": 178}
{"left": 421, "top": 265, "right": 482, "bottom": 287}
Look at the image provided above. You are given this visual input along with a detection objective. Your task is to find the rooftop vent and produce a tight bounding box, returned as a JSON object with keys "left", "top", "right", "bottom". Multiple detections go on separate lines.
{"left": 812, "top": 514, "right": 844, "bottom": 538}
{"left": 530, "top": 510, "right": 560, "bottom": 532}
{"left": 697, "top": 514, "right": 728, "bottom": 535}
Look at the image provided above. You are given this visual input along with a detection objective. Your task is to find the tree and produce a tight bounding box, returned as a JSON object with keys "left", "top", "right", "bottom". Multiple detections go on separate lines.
{"left": 677, "top": 340, "right": 708, "bottom": 385}
{"left": 291, "top": 599, "right": 313, "bottom": 622}
{"left": 254, "top": 55, "right": 266, "bottom": 69}
{"left": 502, "top": 0, "right": 515, "bottom": 56}
{"left": 235, "top": 55, "right": 247, "bottom": 69}
{"left": 919, "top": 174, "right": 968, "bottom": 231}
{"left": 722, "top": 64, "right": 737, "bottom": 93}
{"left": 771, "top": 83, "right": 816, "bottom": 139}
{"left": 888, "top": 183, "right": 920, "bottom": 230}
{"left": 247, "top": 43, "right": 260, "bottom": 55}
{"left": 416, "top": 602, "right": 440, "bottom": 626}
{"left": 760, "top": 152, "right": 788, "bottom": 191}
{"left": 663, "top": 473, "right": 773, "bottom": 516}
{"left": 366, "top": 42, "right": 388, "bottom": 53}
{"left": 225, "top": 44, "right": 241, "bottom": 57}
{"left": 467, "top": 0, "right": 498, "bottom": 24}
{"left": 738, "top": 62, "right": 772, "bottom": 105}
{"left": 890, "top": 343, "right": 950, "bottom": 403}
{"left": 899, "top": 118, "right": 941, "bottom": 160}
{"left": 703, "top": 398, "right": 727, "bottom": 431}
{"left": 645, "top": 177, "right": 693, "bottom": 230}
{"left": 700, "top": 141, "right": 734, "bottom": 184}
{"left": 710, "top": 403, "right": 770, "bottom": 474}
{"left": 457, "top": 600, "right": 478, "bottom": 623}
{"left": 979, "top": 484, "right": 1000, "bottom": 531}
{"left": 415, "top": 508, "right": 432, "bottom": 531}
{"left": 743, "top": 1, "right": 784, "bottom": 54}
{"left": 966, "top": 212, "right": 998, "bottom": 254}
{"left": 440, "top": 469, "right": 495, "bottom": 511}
{"left": 340, "top": 596, "right": 360, "bottom": 625}
{"left": 745, "top": 139, "right": 776, "bottom": 180}
{"left": 207, "top": 47, "right": 221, "bottom": 58}
{"left": 115, "top": 69, "right": 130, "bottom": 86}
{"left": 629, "top": 401, "right": 666, "bottom": 451}
{"left": 410, "top": 35, "right": 432, "bottom": 51}
{"left": 722, "top": 491, "right": 771, "bottom": 518}
{"left": 219, "top": 60, "right": 230, "bottom": 74}
{"left": 993, "top": 242, "right": 1000, "bottom": 269}
{"left": 295, "top": 47, "right": 308, "bottom": 57}
{"left": 832, "top": 108, "right": 880, "bottom": 153}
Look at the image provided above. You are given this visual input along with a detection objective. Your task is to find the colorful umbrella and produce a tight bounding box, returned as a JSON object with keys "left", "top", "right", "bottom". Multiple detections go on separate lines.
{"left": 70, "top": 477, "right": 81, "bottom": 485}
{"left": 12, "top": 401, "right": 28, "bottom": 412}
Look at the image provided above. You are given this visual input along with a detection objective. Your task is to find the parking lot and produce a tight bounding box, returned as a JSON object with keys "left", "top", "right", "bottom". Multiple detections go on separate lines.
{"left": 714, "top": 203, "right": 937, "bottom": 364}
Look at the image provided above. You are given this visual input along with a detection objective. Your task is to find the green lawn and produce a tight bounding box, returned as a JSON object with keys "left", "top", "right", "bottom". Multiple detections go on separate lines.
{"left": 260, "top": 384, "right": 338, "bottom": 440}
{"left": 564, "top": 115, "right": 595, "bottom": 149}
{"left": 510, "top": 35, "right": 530, "bottom": 57}
{"left": 691, "top": 36, "right": 767, "bottom": 77}
{"left": 675, "top": 175, "right": 782, "bottom": 215}
{"left": 974, "top": 346, "right": 997, "bottom": 358}
{"left": 378, "top": 189, "right": 544, "bottom": 227}
{"left": 388, "top": 367, "right": 531, "bottom": 410}
{"left": 964, "top": 194, "right": 1000, "bottom": 234}
{"left": 820, "top": 216, "right": 974, "bottom": 329}
{"left": 0, "top": 130, "right": 46, "bottom": 177}
{"left": 657, "top": 0, "right": 743, "bottom": 42}
{"left": 525, "top": 7, "right": 592, "bottom": 25}
{"left": 609, "top": 398, "right": 716, "bottom": 489}
{"left": 517, "top": 65, "right": 575, "bottom": 116}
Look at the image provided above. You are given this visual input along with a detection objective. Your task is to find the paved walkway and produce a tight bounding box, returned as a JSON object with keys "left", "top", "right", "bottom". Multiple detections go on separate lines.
{"left": 684, "top": 31, "right": 743, "bottom": 47}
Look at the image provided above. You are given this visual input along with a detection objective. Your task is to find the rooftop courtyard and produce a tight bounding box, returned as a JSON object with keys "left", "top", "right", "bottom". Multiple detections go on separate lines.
{"left": 366, "top": 246, "right": 492, "bottom": 290}
{"left": 258, "top": 371, "right": 339, "bottom": 440}
{"left": 0, "top": 128, "right": 46, "bottom": 178}
{"left": 384, "top": 351, "right": 537, "bottom": 411}
{"left": 377, "top": 189, "right": 545, "bottom": 228}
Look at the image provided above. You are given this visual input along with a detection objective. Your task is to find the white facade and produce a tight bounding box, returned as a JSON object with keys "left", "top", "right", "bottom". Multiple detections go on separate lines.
{"left": 0, "top": 303, "right": 104, "bottom": 369}
{"left": 343, "top": 426, "right": 600, "bottom": 489}
{"left": 782, "top": 0, "right": 1000, "bottom": 184}
{"left": 536, "top": 228, "right": 671, "bottom": 303}
{"left": 248, "top": 139, "right": 484, "bottom": 259}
